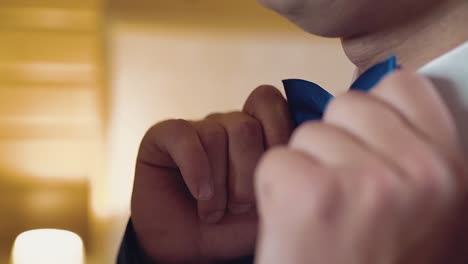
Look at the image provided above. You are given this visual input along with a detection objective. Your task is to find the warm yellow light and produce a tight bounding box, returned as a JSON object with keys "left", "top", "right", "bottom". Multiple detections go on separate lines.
{"left": 11, "top": 229, "right": 84, "bottom": 264}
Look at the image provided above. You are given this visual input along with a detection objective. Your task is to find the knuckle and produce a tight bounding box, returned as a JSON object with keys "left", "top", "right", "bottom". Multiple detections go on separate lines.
{"left": 244, "top": 85, "right": 284, "bottom": 113}
{"left": 198, "top": 121, "right": 226, "bottom": 148}
{"left": 325, "top": 91, "right": 398, "bottom": 128}
{"left": 231, "top": 115, "right": 263, "bottom": 140}
{"left": 324, "top": 92, "right": 366, "bottom": 120}
{"left": 256, "top": 148, "right": 343, "bottom": 222}
{"left": 375, "top": 70, "right": 431, "bottom": 94}
{"left": 141, "top": 123, "right": 160, "bottom": 144}
{"left": 362, "top": 166, "right": 402, "bottom": 215}
{"left": 256, "top": 148, "right": 309, "bottom": 203}
{"left": 404, "top": 149, "right": 446, "bottom": 198}
{"left": 205, "top": 112, "right": 220, "bottom": 120}
{"left": 250, "top": 85, "right": 283, "bottom": 102}
{"left": 160, "top": 118, "right": 192, "bottom": 131}
{"left": 138, "top": 119, "right": 193, "bottom": 166}
{"left": 141, "top": 119, "right": 190, "bottom": 146}
{"left": 302, "top": 176, "right": 342, "bottom": 221}
{"left": 290, "top": 122, "right": 323, "bottom": 144}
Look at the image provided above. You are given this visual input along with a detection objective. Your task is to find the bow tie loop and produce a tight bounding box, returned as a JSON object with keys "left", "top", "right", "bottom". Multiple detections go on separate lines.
{"left": 284, "top": 56, "right": 398, "bottom": 127}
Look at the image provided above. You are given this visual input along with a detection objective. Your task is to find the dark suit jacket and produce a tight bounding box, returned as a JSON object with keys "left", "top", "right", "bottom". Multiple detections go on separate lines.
{"left": 117, "top": 219, "right": 254, "bottom": 264}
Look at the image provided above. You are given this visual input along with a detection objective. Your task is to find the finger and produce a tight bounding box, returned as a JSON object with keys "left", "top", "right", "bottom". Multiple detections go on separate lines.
{"left": 324, "top": 92, "right": 455, "bottom": 204}
{"left": 255, "top": 147, "right": 342, "bottom": 264}
{"left": 288, "top": 122, "right": 411, "bottom": 243}
{"left": 289, "top": 122, "right": 381, "bottom": 169}
{"left": 133, "top": 158, "right": 199, "bottom": 260}
{"left": 138, "top": 119, "right": 214, "bottom": 201}
{"left": 255, "top": 147, "right": 338, "bottom": 221}
{"left": 193, "top": 120, "right": 229, "bottom": 224}
{"left": 243, "top": 85, "right": 294, "bottom": 148}
{"left": 212, "top": 112, "right": 265, "bottom": 214}
{"left": 371, "top": 71, "right": 459, "bottom": 154}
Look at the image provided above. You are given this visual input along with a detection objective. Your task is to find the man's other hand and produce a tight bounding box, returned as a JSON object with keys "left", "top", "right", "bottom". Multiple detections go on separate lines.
{"left": 131, "top": 85, "right": 293, "bottom": 263}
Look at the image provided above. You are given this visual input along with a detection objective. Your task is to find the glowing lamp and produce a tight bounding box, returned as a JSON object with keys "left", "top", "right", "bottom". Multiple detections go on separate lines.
{"left": 12, "top": 229, "right": 84, "bottom": 264}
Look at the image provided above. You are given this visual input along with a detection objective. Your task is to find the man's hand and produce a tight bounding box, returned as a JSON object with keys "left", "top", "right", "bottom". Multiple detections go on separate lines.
{"left": 131, "top": 86, "right": 293, "bottom": 263}
{"left": 255, "top": 71, "right": 467, "bottom": 264}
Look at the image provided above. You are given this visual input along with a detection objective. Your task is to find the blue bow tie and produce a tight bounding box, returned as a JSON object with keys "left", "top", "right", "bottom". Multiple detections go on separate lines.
{"left": 284, "top": 56, "right": 398, "bottom": 127}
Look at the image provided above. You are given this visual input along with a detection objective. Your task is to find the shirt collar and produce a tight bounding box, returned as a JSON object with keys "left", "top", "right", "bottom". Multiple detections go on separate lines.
{"left": 419, "top": 41, "right": 468, "bottom": 153}
{"left": 419, "top": 41, "right": 468, "bottom": 92}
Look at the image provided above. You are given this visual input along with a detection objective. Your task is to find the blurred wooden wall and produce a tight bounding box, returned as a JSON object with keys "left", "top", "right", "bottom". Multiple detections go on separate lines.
{"left": 110, "top": 0, "right": 298, "bottom": 32}
{"left": 0, "top": 0, "right": 105, "bottom": 261}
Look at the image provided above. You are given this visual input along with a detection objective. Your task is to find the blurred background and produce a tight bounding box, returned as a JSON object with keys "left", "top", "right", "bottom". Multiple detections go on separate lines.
{"left": 0, "top": 0, "right": 353, "bottom": 263}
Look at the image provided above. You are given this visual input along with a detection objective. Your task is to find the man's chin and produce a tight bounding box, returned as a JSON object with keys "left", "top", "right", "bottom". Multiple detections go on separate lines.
{"left": 256, "top": 0, "right": 362, "bottom": 39}
{"left": 278, "top": 14, "right": 361, "bottom": 39}
{"left": 256, "top": 0, "right": 306, "bottom": 15}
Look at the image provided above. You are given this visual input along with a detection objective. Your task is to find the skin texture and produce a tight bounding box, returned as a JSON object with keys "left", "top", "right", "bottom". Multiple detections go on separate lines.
{"left": 259, "top": 0, "right": 468, "bottom": 71}
{"left": 255, "top": 71, "right": 468, "bottom": 264}
{"left": 131, "top": 86, "right": 294, "bottom": 263}
{"left": 129, "top": 0, "right": 468, "bottom": 263}
{"left": 257, "top": 0, "right": 443, "bottom": 38}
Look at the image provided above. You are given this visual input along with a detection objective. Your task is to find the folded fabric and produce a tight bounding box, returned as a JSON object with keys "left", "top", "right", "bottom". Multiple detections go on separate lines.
{"left": 284, "top": 56, "right": 398, "bottom": 127}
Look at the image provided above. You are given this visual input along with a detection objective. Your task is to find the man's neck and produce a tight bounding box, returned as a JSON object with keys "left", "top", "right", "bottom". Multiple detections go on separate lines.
{"left": 342, "top": 0, "right": 468, "bottom": 73}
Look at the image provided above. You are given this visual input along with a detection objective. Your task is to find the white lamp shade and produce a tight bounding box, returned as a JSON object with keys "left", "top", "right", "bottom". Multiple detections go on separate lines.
{"left": 12, "top": 229, "right": 84, "bottom": 264}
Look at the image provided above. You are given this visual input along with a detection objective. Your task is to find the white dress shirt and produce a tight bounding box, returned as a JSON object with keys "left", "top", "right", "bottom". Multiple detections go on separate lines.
{"left": 420, "top": 41, "right": 468, "bottom": 155}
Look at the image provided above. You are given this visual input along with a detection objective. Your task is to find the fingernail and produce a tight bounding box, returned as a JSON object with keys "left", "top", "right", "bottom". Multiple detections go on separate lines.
{"left": 198, "top": 183, "right": 213, "bottom": 201}
{"left": 229, "top": 204, "right": 253, "bottom": 215}
{"left": 203, "top": 210, "right": 224, "bottom": 224}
